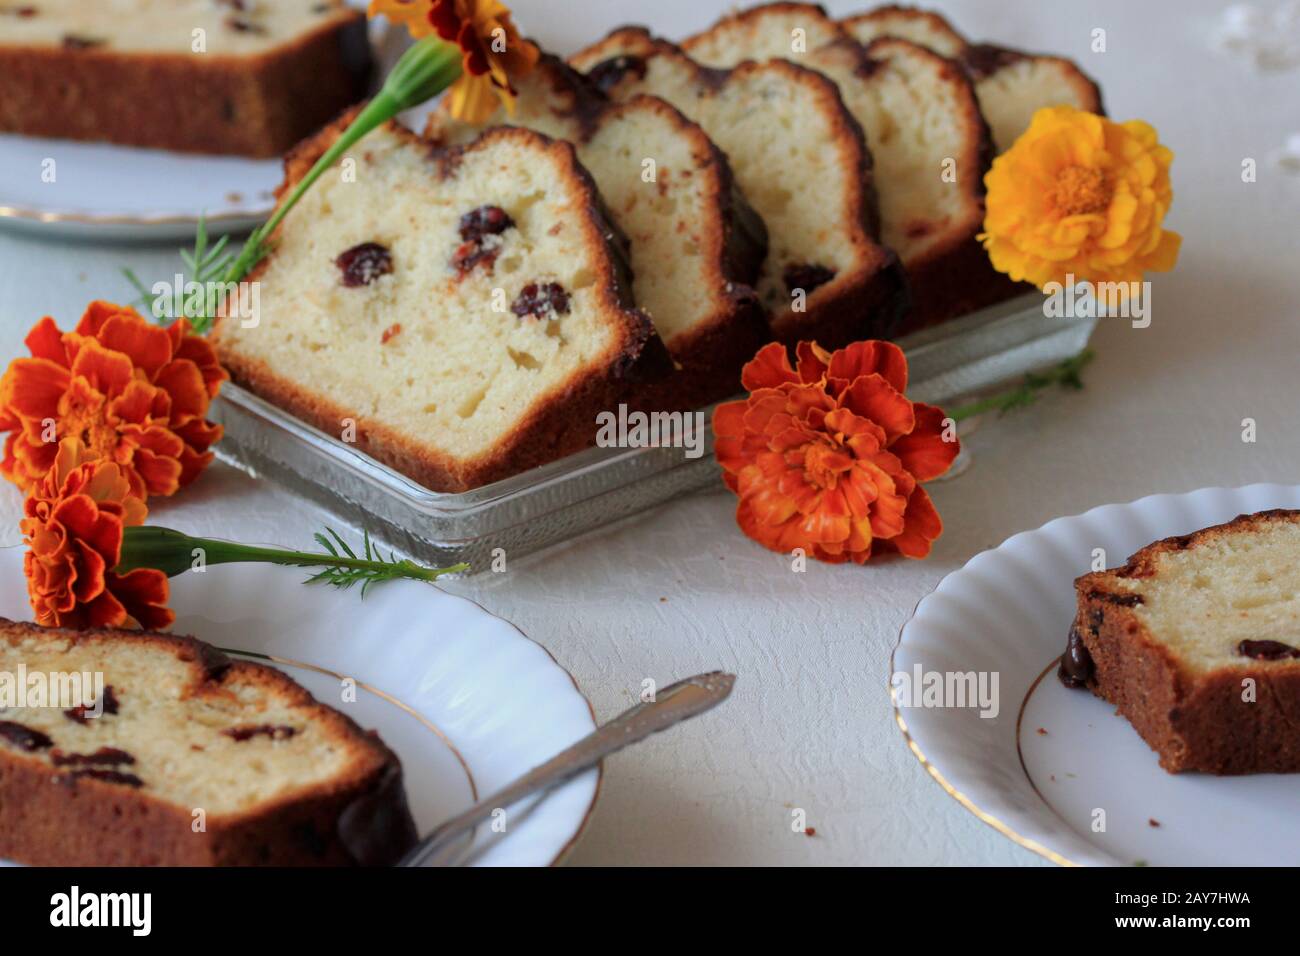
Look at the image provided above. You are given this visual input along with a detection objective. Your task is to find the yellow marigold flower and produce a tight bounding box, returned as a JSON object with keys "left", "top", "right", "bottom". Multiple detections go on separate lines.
{"left": 980, "top": 106, "right": 1181, "bottom": 290}
{"left": 369, "top": 0, "right": 539, "bottom": 123}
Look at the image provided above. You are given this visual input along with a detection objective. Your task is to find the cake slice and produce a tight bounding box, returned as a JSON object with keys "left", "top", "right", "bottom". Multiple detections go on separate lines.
{"left": 840, "top": 4, "right": 1105, "bottom": 153}
{"left": 427, "top": 53, "right": 771, "bottom": 411}
{"left": 571, "top": 28, "right": 907, "bottom": 351}
{"left": 0, "top": 0, "right": 371, "bottom": 157}
{"left": 1064, "top": 510, "right": 1300, "bottom": 775}
{"left": 0, "top": 619, "right": 417, "bottom": 865}
{"left": 841, "top": 4, "right": 968, "bottom": 59}
{"left": 680, "top": 2, "right": 1018, "bottom": 333}
{"left": 214, "top": 116, "right": 670, "bottom": 493}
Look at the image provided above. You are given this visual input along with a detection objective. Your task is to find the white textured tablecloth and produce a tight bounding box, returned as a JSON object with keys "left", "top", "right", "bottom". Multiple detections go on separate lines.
{"left": 1, "top": 0, "right": 1297, "bottom": 865}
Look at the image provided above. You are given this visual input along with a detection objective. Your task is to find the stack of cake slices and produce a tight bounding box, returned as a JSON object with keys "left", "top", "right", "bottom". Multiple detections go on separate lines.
{"left": 218, "top": 3, "right": 1104, "bottom": 492}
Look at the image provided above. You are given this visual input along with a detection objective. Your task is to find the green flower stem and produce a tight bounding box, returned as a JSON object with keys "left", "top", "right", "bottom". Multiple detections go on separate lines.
{"left": 221, "top": 37, "right": 464, "bottom": 287}
{"left": 118, "top": 527, "right": 467, "bottom": 585}
{"left": 947, "top": 349, "right": 1095, "bottom": 423}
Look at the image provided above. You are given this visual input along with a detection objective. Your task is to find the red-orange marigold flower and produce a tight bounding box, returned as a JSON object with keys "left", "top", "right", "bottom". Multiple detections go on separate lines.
{"left": 0, "top": 301, "right": 227, "bottom": 499}
{"left": 22, "top": 438, "right": 173, "bottom": 630}
{"left": 714, "top": 341, "right": 959, "bottom": 564}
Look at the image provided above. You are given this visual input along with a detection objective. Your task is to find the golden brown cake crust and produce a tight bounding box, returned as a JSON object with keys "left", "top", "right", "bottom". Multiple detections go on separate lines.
{"left": 673, "top": 4, "right": 1016, "bottom": 334}
{"left": 0, "top": 9, "right": 371, "bottom": 157}
{"left": 0, "top": 619, "right": 418, "bottom": 866}
{"left": 572, "top": 26, "right": 909, "bottom": 353}
{"left": 214, "top": 111, "right": 670, "bottom": 493}
{"left": 426, "top": 57, "right": 773, "bottom": 412}
{"left": 1070, "top": 510, "right": 1300, "bottom": 775}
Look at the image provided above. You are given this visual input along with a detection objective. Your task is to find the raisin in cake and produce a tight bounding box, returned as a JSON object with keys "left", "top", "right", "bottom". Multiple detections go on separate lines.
{"left": 0, "top": 0, "right": 371, "bottom": 157}
{"left": 214, "top": 115, "right": 669, "bottom": 493}
{"left": 682, "top": 2, "right": 1016, "bottom": 332}
{"left": 427, "top": 53, "right": 771, "bottom": 411}
{"left": 0, "top": 619, "right": 417, "bottom": 866}
{"left": 841, "top": 5, "right": 1105, "bottom": 153}
{"left": 571, "top": 28, "right": 907, "bottom": 351}
{"left": 1064, "top": 511, "right": 1300, "bottom": 775}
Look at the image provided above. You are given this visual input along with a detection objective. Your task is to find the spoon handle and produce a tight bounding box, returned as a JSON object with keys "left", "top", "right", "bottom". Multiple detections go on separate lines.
{"left": 400, "top": 671, "right": 736, "bottom": 867}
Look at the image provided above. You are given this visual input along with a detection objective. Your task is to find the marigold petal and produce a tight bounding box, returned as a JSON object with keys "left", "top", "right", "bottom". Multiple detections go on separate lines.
{"left": 890, "top": 486, "right": 944, "bottom": 559}
{"left": 839, "top": 375, "right": 915, "bottom": 442}
{"left": 890, "top": 403, "right": 959, "bottom": 482}
{"left": 24, "top": 316, "right": 67, "bottom": 364}
{"left": 828, "top": 340, "right": 908, "bottom": 394}
{"left": 742, "top": 342, "right": 800, "bottom": 391}
{"left": 96, "top": 315, "right": 174, "bottom": 377}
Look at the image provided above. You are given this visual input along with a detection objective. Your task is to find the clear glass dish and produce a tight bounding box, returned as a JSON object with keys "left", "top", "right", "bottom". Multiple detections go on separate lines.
{"left": 211, "top": 294, "right": 1094, "bottom": 572}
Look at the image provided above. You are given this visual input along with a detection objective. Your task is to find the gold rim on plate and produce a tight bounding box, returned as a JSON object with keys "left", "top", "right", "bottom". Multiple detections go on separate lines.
{"left": 888, "top": 596, "right": 1082, "bottom": 867}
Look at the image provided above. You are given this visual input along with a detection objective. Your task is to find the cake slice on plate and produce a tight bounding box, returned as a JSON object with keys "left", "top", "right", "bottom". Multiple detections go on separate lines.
{"left": 571, "top": 28, "right": 907, "bottom": 351}
{"left": 680, "top": 2, "right": 1019, "bottom": 333}
{"left": 427, "top": 53, "right": 771, "bottom": 411}
{"left": 840, "top": 4, "right": 1105, "bottom": 152}
{"left": 214, "top": 116, "right": 669, "bottom": 493}
{"left": 1065, "top": 510, "right": 1300, "bottom": 775}
{"left": 0, "top": 0, "right": 371, "bottom": 157}
{"left": 0, "top": 619, "right": 417, "bottom": 865}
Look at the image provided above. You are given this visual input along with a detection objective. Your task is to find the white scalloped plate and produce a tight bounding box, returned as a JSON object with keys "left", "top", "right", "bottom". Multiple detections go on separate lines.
{"left": 894, "top": 484, "right": 1300, "bottom": 867}
{"left": 0, "top": 547, "right": 598, "bottom": 867}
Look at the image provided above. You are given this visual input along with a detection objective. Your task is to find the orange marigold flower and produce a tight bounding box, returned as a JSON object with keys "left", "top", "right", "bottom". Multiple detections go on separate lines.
{"left": 980, "top": 105, "right": 1181, "bottom": 290}
{"left": 714, "top": 341, "right": 959, "bottom": 564}
{"left": 369, "top": 0, "right": 539, "bottom": 123}
{"left": 0, "top": 301, "right": 226, "bottom": 499}
{"left": 22, "top": 438, "right": 173, "bottom": 630}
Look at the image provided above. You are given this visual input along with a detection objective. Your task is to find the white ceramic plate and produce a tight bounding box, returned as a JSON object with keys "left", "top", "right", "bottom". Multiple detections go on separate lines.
{"left": 894, "top": 484, "right": 1300, "bottom": 867}
{"left": 0, "top": 1, "right": 405, "bottom": 241}
{"left": 0, "top": 547, "right": 598, "bottom": 867}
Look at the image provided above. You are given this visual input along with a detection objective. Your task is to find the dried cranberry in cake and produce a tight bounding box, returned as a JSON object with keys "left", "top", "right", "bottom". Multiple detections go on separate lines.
{"left": 51, "top": 747, "right": 135, "bottom": 768}
{"left": 0, "top": 721, "right": 52, "bottom": 751}
{"left": 1237, "top": 639, "right": 1300, "bottom": 661}
{"left": 451, "top": 241, "right": 501, "bottom": 277}
{"left": 459, "top": 205, "right": 515, "bottom": 242}
{"left": 63, "top": 684, "right": 119, "bottom": 723}
{"left": 588, "top": 55, "right": 648, "bottom": 93}
{"left": 452, "top": 206, "right": 515, "bottom": 278}
{"left": 56, "top": 768, "right": 144, "bottom": 789}
{"left": 784, "top": 264, "right": 836, "bottom": 296}
{"left": 336, "top": 242, "right": 393, "bottom": 287}
{"left": 0, "top": 6, "right": 38, "bottom": 17}
{"left": 61, "top": 34, "right": 105, "bottom": 49}
{"left": 223, "top": 724, "right": 297, "bottom": 742}
{"left": 512, "top": 282, "right": 571, "bottom": 319}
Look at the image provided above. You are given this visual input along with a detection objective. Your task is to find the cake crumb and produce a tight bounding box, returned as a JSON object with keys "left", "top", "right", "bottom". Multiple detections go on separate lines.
{"left": 1148, "top": 818, "right": 1160, "bottom": 828}
{"left": 1036, "top": 727, "right": 1048, "bottom": 736}
{"left": 804, "top": 827, "right": 816, "bottom": 837}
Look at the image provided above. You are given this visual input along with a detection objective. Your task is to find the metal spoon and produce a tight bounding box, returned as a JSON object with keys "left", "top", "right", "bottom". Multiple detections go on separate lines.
{"left": 400, "top": 671, "right": 736, "bottom": 867}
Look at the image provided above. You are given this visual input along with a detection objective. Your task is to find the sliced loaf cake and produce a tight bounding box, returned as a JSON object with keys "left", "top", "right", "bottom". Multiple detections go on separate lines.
{"left": 214, "top": 115, "right": 669, "bottom": 493}
{"left": 427, "top": 53, "right": 771, "bottom": 411}
{"left": 840, "top": 5, "right": 1105, "bottom": 153}
{"left": 571, "top": 28, "right": 907, "bottom": 351}
{"left": 681, "top": 2, "right": 1015, "bottom": 332}
{"left": 1065, "top": 511, "right": 1300, "bottom": 775}
{"left": 841, "top": 4, "right": 967, "bottom": 59}
{"left": 0, "top": 619, "right": 417, "bottom": 865}
{"left": 0, "top": 0, "right": 371, "bottom": 156}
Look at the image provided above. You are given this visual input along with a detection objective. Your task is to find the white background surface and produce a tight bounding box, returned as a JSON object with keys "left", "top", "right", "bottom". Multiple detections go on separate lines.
{"left": 1, "top": 0, "right": 1298, "bottom": 865}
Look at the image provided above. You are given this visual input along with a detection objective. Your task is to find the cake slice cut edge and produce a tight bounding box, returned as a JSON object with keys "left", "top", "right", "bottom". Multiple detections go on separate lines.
{"left": 0, "top": 0, "right": 372, "bottom": 157}
{"left": 426, "top": 52, "right": 772, "bottom": 411}
{"left": 681, "top": 2, "right": 1020, "bottom": 332}
{"left": 1066, "top": 509, "right": 1300, "bottom": 775}
{"left": 214, "top": 111, "right": 671, "bottom": 493}
{"left": 0, "top": 618, "right": 418, "bottom": 866}
{"left": 571, "top": 26, "right": 909, "bottom": 352}
{"left": 839, "top": 4, "right": 1105, "bottom": 153}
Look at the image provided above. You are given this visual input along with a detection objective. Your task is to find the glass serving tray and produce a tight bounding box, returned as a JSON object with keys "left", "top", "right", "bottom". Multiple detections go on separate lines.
{"left": 211, "top": 295, "right": 1095, "bottom": 572}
